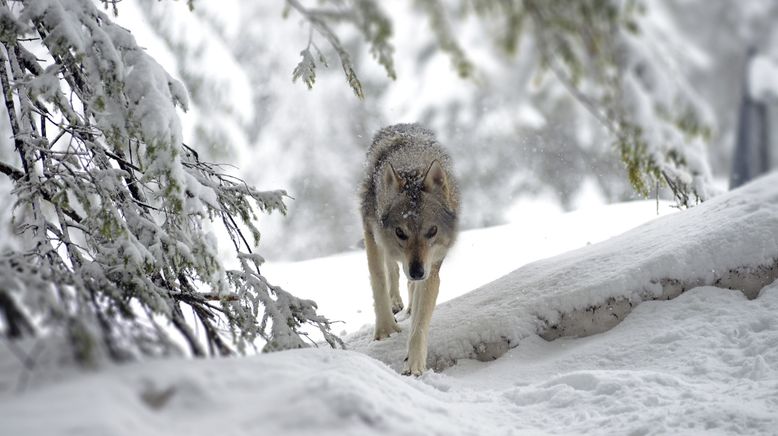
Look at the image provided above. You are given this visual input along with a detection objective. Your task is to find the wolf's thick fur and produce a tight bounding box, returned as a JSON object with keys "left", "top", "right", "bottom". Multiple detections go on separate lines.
{"left": 359, "top": 123, "right": 459, "bottom": 375}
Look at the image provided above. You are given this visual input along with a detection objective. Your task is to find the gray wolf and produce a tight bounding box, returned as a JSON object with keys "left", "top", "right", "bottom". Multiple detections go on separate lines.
{"left": 359, "top": 123, "right": 460, "bottom": 375}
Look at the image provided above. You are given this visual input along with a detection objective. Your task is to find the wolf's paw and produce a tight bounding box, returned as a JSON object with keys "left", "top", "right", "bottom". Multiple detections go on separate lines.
{"left": 402, "top": 357, "right": 426, "bottom": 376}
{"left": 373, "top": 322, "right": 401, "bottom": 341}
{"left": 391, "top": 300, "right": 404, "bottom": 315}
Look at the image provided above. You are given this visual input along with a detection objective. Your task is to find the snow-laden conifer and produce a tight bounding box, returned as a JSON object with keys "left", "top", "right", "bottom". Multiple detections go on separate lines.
{"left": 0, "top": 0, "right": 341, "bottom": 364}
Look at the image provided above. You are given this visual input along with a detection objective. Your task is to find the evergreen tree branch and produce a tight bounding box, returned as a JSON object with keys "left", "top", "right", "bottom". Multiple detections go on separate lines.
{"left": 286, "top": 0, "right": 365, "bottom": 98}
{"left": 0, "top": 0, "right": 342, "bottom": 365}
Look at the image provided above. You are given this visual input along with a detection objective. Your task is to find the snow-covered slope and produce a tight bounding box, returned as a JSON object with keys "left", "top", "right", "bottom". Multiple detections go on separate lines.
{"left": 2, "top": 284, "right": 777, "bottom": 435}
{"left": 263, "top": 199, "right": 678, "bottom": 337}
{"left": 2, "top": 175, "right": 778, "bottom": 435}
{"left": 349, "top": 173, "right": 778, "bottom": 372}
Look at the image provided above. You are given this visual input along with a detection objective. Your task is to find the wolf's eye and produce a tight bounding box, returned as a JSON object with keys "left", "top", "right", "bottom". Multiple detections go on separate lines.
{"left": 395, "top": 227, "right": 408, "bottom": 240}
{"left": 426, "top": 226, "right": 438, "bottom": 239}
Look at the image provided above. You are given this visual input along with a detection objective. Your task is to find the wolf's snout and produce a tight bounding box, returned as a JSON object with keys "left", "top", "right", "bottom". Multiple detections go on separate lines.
{"left": 409, "top": 261, "right": 425, "bottom": 281}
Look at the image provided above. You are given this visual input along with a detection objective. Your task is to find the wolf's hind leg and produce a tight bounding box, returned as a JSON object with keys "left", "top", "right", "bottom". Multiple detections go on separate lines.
{"left": 386, "top": 260, "right": 403, "bottom": 314}
{"left": 403, "top": 263, "right": 441, "bottom": 376}
{"left": 365, "top": 232, "right": 401, "bottom": 340}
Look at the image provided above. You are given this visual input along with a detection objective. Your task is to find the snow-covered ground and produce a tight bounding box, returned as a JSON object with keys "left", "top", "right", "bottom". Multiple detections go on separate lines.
{"left": 1, "top": 285, "right": 776, "bottom": 435}
{"left": 2, "top": 176, "right": 778, "bottom": 435}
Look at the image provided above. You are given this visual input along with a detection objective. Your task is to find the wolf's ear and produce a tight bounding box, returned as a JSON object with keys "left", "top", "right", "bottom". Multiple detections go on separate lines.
{"left": 382, "top": 163, "right": 403, "bottom": 196}
{"left": 422, "top": 160, "right": 447, "bottom": 193}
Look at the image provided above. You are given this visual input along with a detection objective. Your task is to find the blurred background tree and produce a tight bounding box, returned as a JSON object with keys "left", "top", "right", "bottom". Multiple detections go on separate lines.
{"left": 93, "top": 0, "right": 778, "bottom": 260}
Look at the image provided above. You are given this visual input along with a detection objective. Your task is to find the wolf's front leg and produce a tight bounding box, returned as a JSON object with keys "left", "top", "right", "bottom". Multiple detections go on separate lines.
{"left": 386, "top": 260, "right": 404, "bottom": 314}
{"left": 403, "top": 265, "right": 440, "bottom": 375}
{"left": 365, "top": 232, "right": 401, "bottom": 340}
{"left": 406, "top": 280, "right": 416, "bottom": 316}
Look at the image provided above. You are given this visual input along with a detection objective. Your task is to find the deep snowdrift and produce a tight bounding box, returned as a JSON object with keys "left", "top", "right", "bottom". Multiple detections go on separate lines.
{"left": 349, "top": 173, "right": 778, "bottom": 372}
{"left": 2, "top": 284, "right": 777, "bottom": 435}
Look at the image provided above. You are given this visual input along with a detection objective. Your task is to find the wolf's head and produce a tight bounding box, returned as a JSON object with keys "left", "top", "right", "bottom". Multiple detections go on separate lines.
{"left": 378, "top": 160, "right": 458, "bottom": 281}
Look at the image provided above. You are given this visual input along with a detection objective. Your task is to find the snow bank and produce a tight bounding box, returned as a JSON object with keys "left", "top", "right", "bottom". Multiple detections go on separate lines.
{"left": 445, "top": 284, "right": 778, "bottom": 435}
{"left": 349, "top": 173, "right": 778, "bottom": 371}
{"left": 264, "top": 199, "right": 677, "bottom": 339}
{"left": 2, "top": 283, "right": 777, "bottom": 435}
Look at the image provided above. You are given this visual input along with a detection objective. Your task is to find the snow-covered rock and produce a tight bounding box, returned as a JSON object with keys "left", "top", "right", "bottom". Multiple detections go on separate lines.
{"left": 349, "top": 173, "right": 778, "bottom": 372}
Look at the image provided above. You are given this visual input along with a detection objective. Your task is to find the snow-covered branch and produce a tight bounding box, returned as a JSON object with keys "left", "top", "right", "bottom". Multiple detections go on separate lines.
{"left": 0, "top": 0, "right": 341, "bottom": 365}
{"left": 285, "top": 0, "right": 718, "bottom": 207}
{"left": 285, "top": 0, "right": 395, "bottom": 99}
{"left": 523, "top": 0, "right": 715, "bottom": 206}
